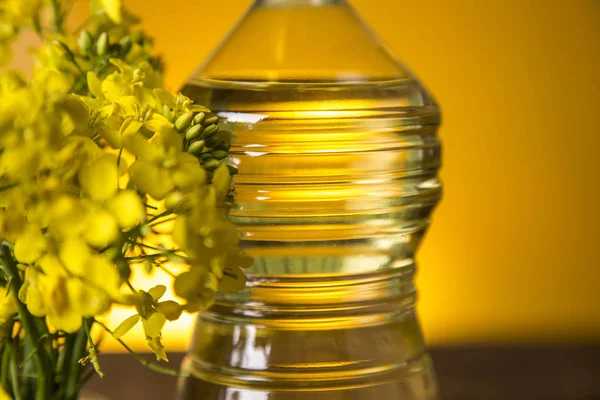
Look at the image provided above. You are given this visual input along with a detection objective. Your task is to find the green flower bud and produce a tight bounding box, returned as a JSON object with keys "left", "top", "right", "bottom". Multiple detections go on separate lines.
{"left": 97, "top": 32, "right": 109, "bottom": 56}
{"left": 204, "top": 137, "right": 219, "bottom": 148}
{"left": 214, "top": 142, "right": 231, "bottom": 152}
{"left": 201, "top": 124, "right": 219, "bottom": 139}
{"left": 205, "top": 171, "right": 214, "bottom": 183}
{"left": 203, "top": 116, "right": 219, "bottom": 126}
{"left": 211, "top": 150, "right": 229, "bottom": 160}
{"left": 193, "top": 112, "right": 206, "bottom": 125}
{"left": 227, "top": 165, "right": 239, "bottom": 175}
{"left": 119, "top": 36, "right": 133, "bottom": 56}
{"left": 203, "top": 158, "right": 220, "bottom": 170}
{"left": 200, "top": 153, "right": 213, "bottom": 160}
{"left": 187, "top": 140, "right": 205, "bottom": 155}
{"left": 175, "top": 112, "right": 194, "bottom": 132}
{"left": 185, "top": 124, "right": 203, "bottom": 140}
{"left": 78, "top": 30, "right": 93, "bottom": 53}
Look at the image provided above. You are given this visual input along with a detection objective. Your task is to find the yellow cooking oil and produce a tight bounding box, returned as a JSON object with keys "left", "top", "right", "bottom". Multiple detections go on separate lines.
{"left": 178, "top": 1, "right": 441, "bottom": 399}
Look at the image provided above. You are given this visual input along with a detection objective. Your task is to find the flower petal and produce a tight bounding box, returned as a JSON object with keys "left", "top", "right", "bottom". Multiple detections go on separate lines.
{"left": 219, "top": 266, "right": 247, "bottom": 293}
{"left": 171, "top": 153, "right": 206, "bottom": 190}
{"left": 123, "top": 133, "right": 162, "bottom": 161}
{"left": 113, "top": 314, "right": 141, "bottom": 339}
{"left": 59, "top": 238, "right": 91, "bottom": 276}
{"left": 87, "top": 255, "right": 121, "bottom": 298}
{"left": 107, "top": 189, "right": 146, "bottom": 229}
{"left": 47, "top": 310, "right": 82, "bottom": 334}
{"left": 148, "top": 336, "right": 168, "bottom": 362}
{"left": 156, "top": 301, "right": 182, "bottom": 321}
{"left": 142, "top": 312, "right": 166, "bottom": 339}
{"left": 101, "top": 0, "right": 122, "bottom": 23}
{"left": 144, "top": 115, "right": 174, "bottom": 136}
{"left": 83, "top": 208, "right": 119, "bottom": 248}
{"left": 148, "top": 285, "right": 166, "bottom": 301}
{"left": 87, "top": 71, "right": 103, "bottom": 99}
{"left": 128, "top": 160, "right": 174, "bottom": 200}
{"left": 14, "top": 224, "right": 47, "bottom": 264}
{"left": 79, "top": 154, "right": 119, "bottom": 202}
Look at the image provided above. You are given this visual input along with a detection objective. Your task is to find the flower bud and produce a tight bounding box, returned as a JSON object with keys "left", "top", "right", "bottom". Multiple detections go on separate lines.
{"left": 119, "top": 36, "right": 133, "bottom": 56}
{"left": 185, "top": 124, "right": 203, "bottom": 140}
{"left": 97, "top": 32, "right": 109, "bottom": 56}
{"left": 211, "top": 150, "right": 228, "bottom": 160}
{"left": 201, "top": 124, "right": 219, "bottom": 139}
{"left": 203, "top": 116, "right": 219, "bottom": 126}
{"left": 175, "top": 112, "right": 194, "bottom": 132}
{"left": 78, "top": 30, "right": 93, "bottom": 53}
{"left": 204, "top": 137, "right": 219, "bottom": 148}
{"left": 193, "top": 112, "right": 206, "bottom": 125}
{"left": 227, "top": 165, "right": 239, "bottom": 175}
{"left": 187, "top": 140, "right": 205, "bottom": 155}
{"left": 203, "top": 158, "right": 220, "bottom": 170}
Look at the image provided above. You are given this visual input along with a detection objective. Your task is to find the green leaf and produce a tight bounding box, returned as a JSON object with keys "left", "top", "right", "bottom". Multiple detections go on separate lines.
{"left": 113, "top": 314, "right": 141, "bottom": 338}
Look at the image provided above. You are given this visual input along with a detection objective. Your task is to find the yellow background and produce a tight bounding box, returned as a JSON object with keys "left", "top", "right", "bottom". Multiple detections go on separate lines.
{"left": 11, "top": 0, "right": 600, "bottom": 348}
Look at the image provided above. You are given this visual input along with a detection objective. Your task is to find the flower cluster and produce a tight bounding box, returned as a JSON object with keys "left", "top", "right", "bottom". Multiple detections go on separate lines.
{"left": 0, "top": 2, "right": 250, "bottom": 393}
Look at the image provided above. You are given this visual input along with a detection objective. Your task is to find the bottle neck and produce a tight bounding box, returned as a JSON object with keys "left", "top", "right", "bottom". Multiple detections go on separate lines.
{"left": 254, "top": 0, "right": 344, "bottom": 8}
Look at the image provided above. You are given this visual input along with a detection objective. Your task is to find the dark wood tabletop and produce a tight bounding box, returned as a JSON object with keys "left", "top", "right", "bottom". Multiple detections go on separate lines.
{"left": 85, "top": 346, "right": 600, "bottom": 400}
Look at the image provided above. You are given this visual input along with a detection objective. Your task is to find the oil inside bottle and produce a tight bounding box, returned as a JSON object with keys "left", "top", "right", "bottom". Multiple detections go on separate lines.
{"left": 178, "top": 1, "right": 441, "bottom": 399}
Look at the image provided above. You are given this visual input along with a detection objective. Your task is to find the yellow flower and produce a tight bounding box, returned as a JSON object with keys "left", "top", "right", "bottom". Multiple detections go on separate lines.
{"left": 0, "top": 285, "right": 17, "bottom": 327}
{"left": 101, "top": 0, "right": 122, "bottom": 24}
{"left": 0, "top": 385, "right": 10, "bottom": 400}
{"left": 82, "top": 206, "right": 119, "bottom": 249}
{"left": 0, "top": 210, "right": 27, "bottom": 243}
{"left": 14, "top": 224, "right": 48, "bottom": 264}
{"left": 107, "top": 189, "right": 146, "bottom": 229}
{"left": 112, "top": 285, "right": 180, "bottom": 361}
{"left": 0, "top": 0, "right": 42, "bottom": 25}
{"left": 19, "top": 251, "right": 120, "bottom": 333}
{"left": 126, "top": 130, "right": 206, "bottom": 200}
{"left": 79, "top": 154, "right": 119, "bottom": 202}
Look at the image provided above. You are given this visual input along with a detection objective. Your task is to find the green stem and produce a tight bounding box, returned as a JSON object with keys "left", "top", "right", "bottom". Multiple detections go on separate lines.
{"left": 116, "top": 147, "right": 124, "bottom": 189}
{"left": 146, "top": 210, "right": 172, "bottom": 224}
{"left": 32, "top": 15, "right": 43, "bottom": 38}
{"left": 56, "top": 333, "right": 75, "bottom": 398}
{"left": 84, "top": 320, "right": 103, "bottom": 378}
{"left": 126, "top": 240, "right": 162, "bottom": 252}
{"left": 9, "top": 343, "right": 23, "bottom": 400}
{"left": 65, "top": 326, "right": 87, "bottom": 400}
{"left": 95, "top": 321, "right": 187, "bottom": 378}
{"left": 0, "top": 245, "right": 52, "bottom": 400}
{"left": 1, "top": 344, "right": 10, "bottom": 389}
{"left": 50, "top": 0, "right": 64, "bottom": 34}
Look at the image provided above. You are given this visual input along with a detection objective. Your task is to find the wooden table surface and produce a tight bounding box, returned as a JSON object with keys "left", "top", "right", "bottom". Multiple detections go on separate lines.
{"left": 85, "top": 346, "right": 600, "bottom": 400}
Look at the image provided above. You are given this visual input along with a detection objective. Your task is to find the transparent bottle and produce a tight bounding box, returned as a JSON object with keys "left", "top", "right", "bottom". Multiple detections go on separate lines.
{"left": 177, "top": 0, "right": 442, "bottom": 399}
